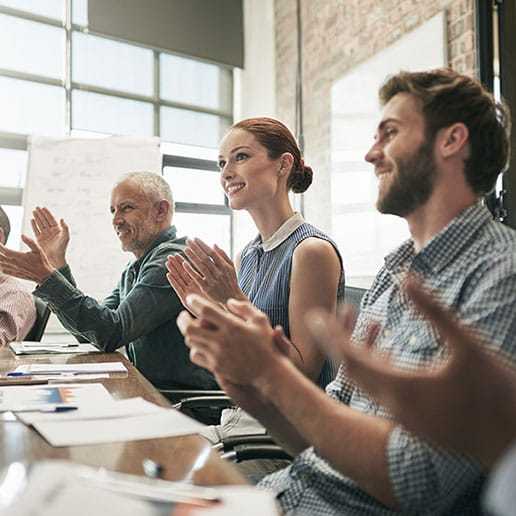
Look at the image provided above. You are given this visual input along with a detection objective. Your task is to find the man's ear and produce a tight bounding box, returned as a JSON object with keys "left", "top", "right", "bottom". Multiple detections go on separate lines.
{"left": 155, "top": 200, "right": 171, "bottom": 222}
{"left": 0, "top": 228, "right": 5, "bottom": 245}
{"left": 437, "top": 123, "right": 469, "bottom": 159}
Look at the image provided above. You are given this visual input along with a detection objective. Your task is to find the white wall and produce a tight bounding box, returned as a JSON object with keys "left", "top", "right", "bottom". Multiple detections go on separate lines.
{"left": 232, "top": 0, "right": 277, "bottom": 252}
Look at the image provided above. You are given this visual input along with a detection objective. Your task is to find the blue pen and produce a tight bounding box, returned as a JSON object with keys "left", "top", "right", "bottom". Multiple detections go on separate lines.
{"left": 13, "top": 405, "right": 78, "bottom": 413}
{"left": 6, "top": 371, "right": 76, "bottom": 377}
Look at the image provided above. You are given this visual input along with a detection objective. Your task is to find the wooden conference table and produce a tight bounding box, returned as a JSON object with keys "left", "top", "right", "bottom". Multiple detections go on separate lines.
{"left": 0, "top": 348, "right": 246, "bottom": 486}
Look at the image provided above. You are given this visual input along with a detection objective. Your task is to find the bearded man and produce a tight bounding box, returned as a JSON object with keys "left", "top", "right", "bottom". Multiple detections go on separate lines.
{"left": 178, "top": 69, "right": 516, "bottom": 514}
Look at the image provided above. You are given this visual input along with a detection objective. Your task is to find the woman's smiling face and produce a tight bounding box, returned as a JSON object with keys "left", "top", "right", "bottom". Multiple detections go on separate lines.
{"left": 218, "top": 128, "right": 285, "bottom": 211}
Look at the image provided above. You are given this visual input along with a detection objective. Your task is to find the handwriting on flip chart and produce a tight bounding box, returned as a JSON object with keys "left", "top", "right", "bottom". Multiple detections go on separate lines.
{"left": 23, "top": 136, "right": 161, "bottom": 332}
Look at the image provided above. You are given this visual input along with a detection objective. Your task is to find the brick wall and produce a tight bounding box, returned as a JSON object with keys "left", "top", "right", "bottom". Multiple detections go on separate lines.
{"left": 274, "top": 0, "right": 477, "bottom": 232}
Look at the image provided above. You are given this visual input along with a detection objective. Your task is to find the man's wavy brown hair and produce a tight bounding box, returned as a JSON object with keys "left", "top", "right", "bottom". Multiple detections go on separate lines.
{"left": 379, "top": 68, "right": 511, "bottom": 195}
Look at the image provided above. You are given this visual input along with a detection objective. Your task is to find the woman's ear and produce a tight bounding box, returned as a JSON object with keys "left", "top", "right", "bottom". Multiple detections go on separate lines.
{"left": 278, "top": 153, "right": 295, "bottom": 176}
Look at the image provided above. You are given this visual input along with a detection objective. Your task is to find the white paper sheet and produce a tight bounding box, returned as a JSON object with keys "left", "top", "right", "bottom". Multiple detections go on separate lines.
{"left": 33, "top": 408, "right": 205, "bottom": 446}
{"left": 186, "top": 486, "right": 280, "bottom": 515}
{"left": 17, "top": 397, "right": 161, "bottom": 425}
{"left": 13, "top": 362, "right": 127, "bottom": 374}
{"left": 0, "top": 383, "right": 114, "bottom": 412}
{"left": 9, "top": 341, "right": 99, "bottom": 355}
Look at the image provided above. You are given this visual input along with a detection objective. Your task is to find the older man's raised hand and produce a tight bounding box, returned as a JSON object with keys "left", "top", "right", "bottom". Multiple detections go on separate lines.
{"left": 31, "top": 207, "right": 69, "bottom": 269}
{"left": 0, "top": 234, "right": 55, "bottom": 284}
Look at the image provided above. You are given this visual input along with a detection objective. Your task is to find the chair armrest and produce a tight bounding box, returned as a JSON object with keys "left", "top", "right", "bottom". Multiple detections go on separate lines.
{"left": 221, "top": 434, "right": 275, "bottom": 453}
{"left": 174, "top": 395, "right": 235, "bottom": 411}
{"left": 159, "top": 389, "right": 226, "bottom": 404}
{"left": 222, "top": 444, "right": 293, "bottom": 462}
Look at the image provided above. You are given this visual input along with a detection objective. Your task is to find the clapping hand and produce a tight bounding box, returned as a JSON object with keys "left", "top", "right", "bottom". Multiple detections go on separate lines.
{"left": 0, "top": 234, "right": 55, "bottom": 284}
{"left": 182, "top": 238, "right": 247, "bottom": 304}
{"left": 31, "top": 207, "right": 69, "bottom": 269}
{"left": 307, "top": 278, "right": 516, "bottom": 467}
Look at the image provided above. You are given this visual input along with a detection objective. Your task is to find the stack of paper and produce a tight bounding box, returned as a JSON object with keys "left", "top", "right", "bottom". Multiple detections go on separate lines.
{"left": 2, "top": 382, "right": 206, "bottom": 446}
{"left": 9, "top": 341, "right": 99, "bottom": 355}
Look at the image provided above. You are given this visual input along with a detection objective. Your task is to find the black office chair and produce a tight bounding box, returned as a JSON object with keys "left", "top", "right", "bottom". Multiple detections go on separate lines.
{"left": 24, "top": 297, "right": 51, "bottom": 342}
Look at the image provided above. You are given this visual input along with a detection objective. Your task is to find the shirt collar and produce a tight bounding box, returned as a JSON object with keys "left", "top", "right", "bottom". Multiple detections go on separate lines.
{"left": 384, "top": 203, "right": 492, "bottom": 274}
{"left": 133, "top": 225, "right": 177, "bottom": 265}
{"left": 253, "top": 212, "right": 305, "bottom": 252}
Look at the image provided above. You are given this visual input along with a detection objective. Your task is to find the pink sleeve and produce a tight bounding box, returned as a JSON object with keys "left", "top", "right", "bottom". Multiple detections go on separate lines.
{"left": 0, "top": 281, "right": 37, "bottom": 346}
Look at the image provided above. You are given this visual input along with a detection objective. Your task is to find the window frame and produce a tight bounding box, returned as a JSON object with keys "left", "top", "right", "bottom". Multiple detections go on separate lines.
{"left": 0, "top": 0, "right": 234, "bottom": 253}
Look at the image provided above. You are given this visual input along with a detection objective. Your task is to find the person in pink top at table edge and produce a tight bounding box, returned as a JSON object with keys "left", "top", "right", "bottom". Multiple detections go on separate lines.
{"left": 0, "top": 206, "right": 36, "bottom": 346}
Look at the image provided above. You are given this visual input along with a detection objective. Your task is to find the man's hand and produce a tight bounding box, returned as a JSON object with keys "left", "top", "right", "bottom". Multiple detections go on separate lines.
{"left": 315, "top": 278, "right": 516, "bottom": 467}
{"left": 176, "top": 295, "right": 288, "bottom": 389}
{"left": 0, "top": 234, "right": 55, "bottom": 284}
{"left": 31, "top": 207, "right": 69, "bottom": 269}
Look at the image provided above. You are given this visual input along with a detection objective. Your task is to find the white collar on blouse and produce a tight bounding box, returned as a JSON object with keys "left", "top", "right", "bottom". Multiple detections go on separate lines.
{"left": 260, "top": 212, "right": 305, "bottom": 252}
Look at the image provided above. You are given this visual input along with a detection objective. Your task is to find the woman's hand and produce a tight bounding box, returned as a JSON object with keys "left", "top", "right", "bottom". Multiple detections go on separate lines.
{"left": 166, "top": 254, "right": 207, "bottom": 315}
{"left": 182, "top": 238, "right": 247, "bottom": 304}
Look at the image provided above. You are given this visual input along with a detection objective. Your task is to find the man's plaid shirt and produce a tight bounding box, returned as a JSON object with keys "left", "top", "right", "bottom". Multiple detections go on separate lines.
{"left": 259, "top": 203, "right": 516, "bottom": 515}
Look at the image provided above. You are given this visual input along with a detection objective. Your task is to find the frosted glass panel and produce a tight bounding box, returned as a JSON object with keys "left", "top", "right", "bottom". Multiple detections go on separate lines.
{"left": 174, "top": 212, "right": 230, "bottom": 252}
{"left": 163, "top": 167, "right": 224, "bottom": 205}
{"left": 160, "top": 54, "right": 232, "bottom": 112}
{"left": 72, "top": 90, "right": 153, "bottom": 136}
{"left": 160, "top": 142, "right": 218, "bottom": 161}
{"left": 72, "top": 0, "right": 87, "bottom": 26}
{"left": 161, "top": 107, "right": 229, "bottom": 148}
{"left": 0, "top": 13, "right": 65, "bottom": 79}
{"left": 0, "top": 0, "right": 64, "bottom": 20}
{"left": 73, "top": 32, "right": 153, "bottom": 96}
{"left": 0, "top": 76, "right": 65, "bottom": 136}
{"left": 0, "top": 148, "right": 27, "bottom": 187}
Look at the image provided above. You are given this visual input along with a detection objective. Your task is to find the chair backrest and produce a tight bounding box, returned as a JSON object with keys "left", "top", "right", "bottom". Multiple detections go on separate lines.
{"left": 317, "top": 286, "right": 368, "bottom": 388}
{"left": 344, "top": 285, "right": 367, "bottom": 311}
{"left": 24, "top": 297, "right": 51, "bottom": 342}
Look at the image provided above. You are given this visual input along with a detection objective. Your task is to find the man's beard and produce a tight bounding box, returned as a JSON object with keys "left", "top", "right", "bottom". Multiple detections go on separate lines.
{"left": 376, "top": 140, "right": 437, "bottom": 217}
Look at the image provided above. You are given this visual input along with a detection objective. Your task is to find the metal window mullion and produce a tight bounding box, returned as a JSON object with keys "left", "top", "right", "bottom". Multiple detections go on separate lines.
{"left": 69, "top": 83, "right": 231, "bottom": 120}
{"left": 0, "top": 131, "right": 28, "bottom": 150}
{"left": 0, "top": 5, "right": 63, "bottom": 27}
{"left": 160, "top": 98, "right": 232, "bottom": 118}
{"left": 0, "top": 68, "right": 63, "bottom": 87}
{"left": 71, "top": 82, "right": 154, "bottom": 104}
{"left": 0, "top": 187, "right": 23, "bottom": 206}
{"left": 162, "top": 154, "right": 218, "bottom": 172}
{"left": 64, "top": 0, "right": 72, "bottom": 134}
{"left": 175, "top": 203, "right": 230, "bottom": 216}
{"left": 154, "top": 50, "right": 160, "bottom": 138}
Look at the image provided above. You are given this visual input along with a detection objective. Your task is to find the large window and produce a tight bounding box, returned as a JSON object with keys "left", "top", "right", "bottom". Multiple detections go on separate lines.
{"left": 0, "top": 0, "right": 233, "bottom": 251}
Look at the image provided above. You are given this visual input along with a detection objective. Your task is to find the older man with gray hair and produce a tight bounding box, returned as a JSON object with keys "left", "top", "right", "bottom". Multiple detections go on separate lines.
{"left": 0, "top": 172, "right": 216, "bottom": 390}
{"left": 0, "top": 206, "right": 35, "bottom": 346}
